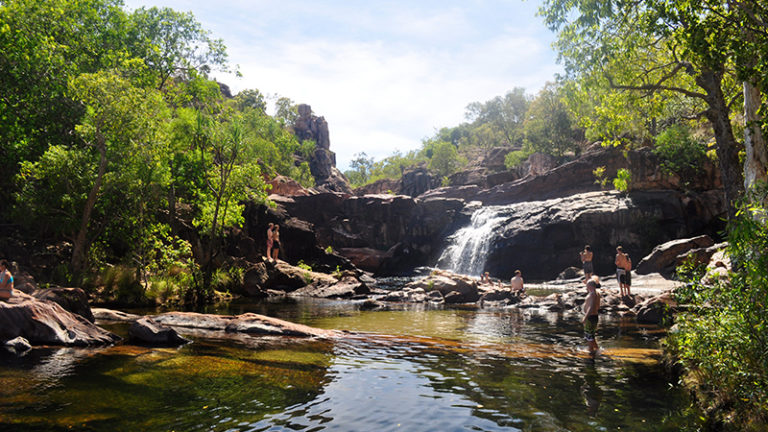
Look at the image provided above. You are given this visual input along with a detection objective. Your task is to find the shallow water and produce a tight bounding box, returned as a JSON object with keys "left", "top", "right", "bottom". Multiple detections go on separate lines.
{"left": 0, "top": 299, "right": 700, "bottom": 431}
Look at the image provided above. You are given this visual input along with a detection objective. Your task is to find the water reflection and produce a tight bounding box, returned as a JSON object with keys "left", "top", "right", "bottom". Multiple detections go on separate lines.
{"left": 0, "top": 299, "right": 699, "bottom": 431}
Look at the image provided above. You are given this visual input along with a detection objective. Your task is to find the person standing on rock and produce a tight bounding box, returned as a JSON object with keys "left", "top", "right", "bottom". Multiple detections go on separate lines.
{"left": 615, "top": 246, "right": 632, "bottom": 297}
{"left": 0, "top": 260, "right": 14, "bottom": 302}
{"left": 510, "top": 270, "right": 524, "bottom": 295}
{"left": 266, "top": 223, "right": 274, "bottom": 261}
{"left": 271, "top": 225, "right": 281, "bottom": 262}
{"left": 580, "top": 245, "right": 594, "bottom": 282}
{"left": 582, "top": 275, "right": 601, "bottom": 355}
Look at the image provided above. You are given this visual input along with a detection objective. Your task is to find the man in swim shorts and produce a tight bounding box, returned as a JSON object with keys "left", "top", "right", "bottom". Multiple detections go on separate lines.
{"left": 614, "top": 246, "right": 632, "bottom": 297}
{"left": 0, "top": 260, "right": 14, "bottom": 302}
{"left": 582, "top": 275, "right": 601, "bottom": 355}
{"left": 580, "top": 245, "right": 593, "bottom": 282}
{"left": 510, "top": 270, "right": 524, "bottom": 296}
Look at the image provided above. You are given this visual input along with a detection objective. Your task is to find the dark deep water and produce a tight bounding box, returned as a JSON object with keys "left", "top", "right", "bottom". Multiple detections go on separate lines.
{"left": 0, "top": 297, "right": 701, "bottom": 431}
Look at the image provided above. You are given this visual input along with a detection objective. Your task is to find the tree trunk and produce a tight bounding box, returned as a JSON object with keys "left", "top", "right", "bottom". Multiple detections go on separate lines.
{"left": 743, "top": 80, "right": 768, "bottom": 193}
{"left": 696, "top": 69, "right": 744, "bottom": 221}
{"left": 71, "top": 138, "right": 107, "bottom": 273}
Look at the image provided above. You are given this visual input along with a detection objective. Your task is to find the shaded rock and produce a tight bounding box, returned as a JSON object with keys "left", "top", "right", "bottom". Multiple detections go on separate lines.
{"left": 635, "top": 292, "right": 677, "bottom": 324}
{"left": 557, "top": 266, "right": 582, "bottom": 280}
{"left": 4, "top": 336, "right": 31, "bottom": 354}
{"left": 0, "top": 298, "right": 120, "bottom": 346}
{"left": 359, "top": 299, "right": 389, "bottom": 311}
{"left": 9, "top": 264, "right": 37, "bottom": 294}
{"left": 354, "top": 179, "right": 400, "bottom": 196}
{"left": 33, "top": 287, "right": 94, "bottom": 322}
{"left": 129, "top": 317, "right": 189, "bottom": 346}
{"left": 400, "top": 167, "right": 437, "bottom": 197}
{"left": 479, "top": 288, "right": 515, "bottom": 302}
{"left": 636, "top": 235, "right": 716, "bottom": 276}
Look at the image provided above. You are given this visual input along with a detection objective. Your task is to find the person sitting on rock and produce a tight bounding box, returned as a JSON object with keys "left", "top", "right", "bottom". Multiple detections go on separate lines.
{"left": 580, "top": 245, "right": 593, "bottom": 282}
{"left": 615, "top": 246, "right": 632, "bottom": 298}
{"left": 510, "top": 270, "right": 524, "bottom": 295}
{"left": 480, "top": 272, "right": 491, "bottom": 285}
{"left": 0, "top": 260, "right": 14, "bottom": 302}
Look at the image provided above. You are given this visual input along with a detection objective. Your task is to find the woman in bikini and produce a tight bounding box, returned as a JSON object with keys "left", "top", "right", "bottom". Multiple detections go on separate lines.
{"left": 0, "top": 260, "right": 14, "bottom": 302}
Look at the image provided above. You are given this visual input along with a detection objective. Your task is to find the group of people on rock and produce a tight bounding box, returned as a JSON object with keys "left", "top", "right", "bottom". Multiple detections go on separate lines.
{"left": 480, "top": 269, "right": 526, "bottom": 296}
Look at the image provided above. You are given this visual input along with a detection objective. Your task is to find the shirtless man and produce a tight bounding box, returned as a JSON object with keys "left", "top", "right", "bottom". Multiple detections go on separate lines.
{"left": 266, "top": 223, "right": 274, "bottom": 262}
{"left": 614, "top": 246, "right": 632, "bottom": 297}
{"left": 510, "top": 270, "right": 524, "bottom": 295}
{"left": 580, "top": 245, "right": 593, "bottom": 282}
{"left": 582, "top": 275, "right": 601, "bottom": 355}
{"left": 0, "top": 260, "right": 14, "bottom": 302}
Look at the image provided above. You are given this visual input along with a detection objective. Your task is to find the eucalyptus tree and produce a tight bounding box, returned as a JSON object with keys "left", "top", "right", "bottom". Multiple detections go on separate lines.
{"left": 540, "top": 0, "right": 745, "bottom": 218}
{"left": 465, "top": 88, "right": 530, "bottom": 147}
{"left": 523, "top": 83, "right": 584, "bottom": 156}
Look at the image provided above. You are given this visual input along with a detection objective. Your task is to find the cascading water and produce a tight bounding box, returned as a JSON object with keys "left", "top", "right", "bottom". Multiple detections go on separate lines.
{"left": 436, "top": 206, "right": 509, "bottom": 276}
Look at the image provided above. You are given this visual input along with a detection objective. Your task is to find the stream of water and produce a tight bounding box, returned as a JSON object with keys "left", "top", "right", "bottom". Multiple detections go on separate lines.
{"left": 0, "top": 298, "right": 700, "bottom": 431}
{"left": 437, "top": 206, "right": 510, "bottom": 276}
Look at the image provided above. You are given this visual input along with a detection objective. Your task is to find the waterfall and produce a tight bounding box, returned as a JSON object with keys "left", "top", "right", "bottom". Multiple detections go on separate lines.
{"left": 436, "top": 206, "right": 509, "bottom": 276}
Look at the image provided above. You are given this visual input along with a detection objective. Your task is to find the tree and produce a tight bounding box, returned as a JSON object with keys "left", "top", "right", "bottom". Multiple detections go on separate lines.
{"left": 523, "top": 83, "right": 583, "bottom": 156}
{"left": 428, "top": 141, "right": 466, "bottom": 179}
{"left": 345, "top": 152, "right": 375, "bottom": 187}
{"left": 128, "top": 6, "right": 228, "bottom": 91}
{"left": 540, "top": 0, "right": 745, "bottom": 219}
{"left": 465, "top": 88, "right": 530, "bottom": 147}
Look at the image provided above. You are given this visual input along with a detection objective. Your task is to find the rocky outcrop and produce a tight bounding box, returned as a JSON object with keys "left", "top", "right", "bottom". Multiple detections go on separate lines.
{"left": 476, "top": 190, "right": 726, "bottom": 280}
{"left": 129, "top": 317, "right": 189, "bottom": 346}
{"left": 0, "top": 295, "right": 120, "bottom": 346}
{"left": 353, "top": 167, "right": 438, "bottom": 198}
{"left": 292, "top": 104, "right": 352, "bottom": 194}
{"left": 419, "top": 147, "right": 722, "bottom": 205}
{"left": 268, "top": 175, "right": 313, "bottom": 197}
{"left": 290, "top": 274, "right": 370, "bottom": 299}
{"left": 635, "top": 235, "right": 716, "bottom": 276}
{"left": 241, "top": 259, "right": 339, "bottom": 297}
{"left": 635, "top": 292, "right": 677, "bottom": 324}
{"left": 401, "top": 270, "right": 481, "bottom": 303}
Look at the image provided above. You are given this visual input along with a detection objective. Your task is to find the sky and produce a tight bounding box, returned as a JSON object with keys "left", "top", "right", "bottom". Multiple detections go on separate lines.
{"left": 122, "top": 0, "right": 562, "bottom": 171}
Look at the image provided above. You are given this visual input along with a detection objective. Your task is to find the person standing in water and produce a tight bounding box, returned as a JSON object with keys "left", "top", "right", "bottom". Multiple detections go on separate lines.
{"left": 582, "top": 275, "right": 601, "bottom": 355}
{"left": 580, "top": 245, "right": 593, "bottom": 282}
{"left": 271, "top": 225, "right": 281, "bottom": 262}
{"left": 0, "top": 260, "right": 14, "bottom": 302}
{"left": 266, "top": 223, "right": 274, "bottom": 261}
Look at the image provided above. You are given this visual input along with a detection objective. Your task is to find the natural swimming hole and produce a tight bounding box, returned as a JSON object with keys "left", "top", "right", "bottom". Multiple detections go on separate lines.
{"left": 0, "top": 298, "right": 701, "bottom": 431}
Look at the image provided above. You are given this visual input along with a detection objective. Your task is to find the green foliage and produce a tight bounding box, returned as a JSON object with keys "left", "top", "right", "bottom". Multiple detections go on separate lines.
{"left": 612, "top": 168, "right": 631, "bottom": 193}
{"left": 324, "top": 245, "right": 334, "bottom": 254}
{"left": 523, "top": 83, "right": 583, "bottom": 156}
{"left": 427, "top": 140, "right": 467, "bottom": 178}
{"left": 504, "top": 149, "right": 533, "bottom": 169}
{"left": 653, "top": 125, "right": 708, "bottom": 188}
{"left": 297, "top": 260, "right": 313, "bottom": 284}
{"left": 666, "top": 185, "right": 768, "bottom": 429}
{"left": 592, "top": 166, "right": 609, "bottom": 189}
{"left": 465, "top": 88, "right": 530, "bottom": 147}
{"left": 345, "top": 152, "right": 375, "bottom": 187}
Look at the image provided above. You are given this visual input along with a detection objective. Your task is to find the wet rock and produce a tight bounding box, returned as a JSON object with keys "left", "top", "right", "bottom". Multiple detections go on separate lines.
{"left": 359, "top": 299, "right": 389, "bottom": 311}
{"left": 225, "top": 313, "right": 337, "bottom": 337}
{"left": 129, "top": 317, "right": 189, "bottom": 346}
{"left": 33, "top": 287, "right": 94, "bottom": 322}
{"left": 636, "top": 235, "right": 716, "bottom": 276}
{"left": 0, "top": 297, "right": 120, "bottom": 346}
{"left": 4, "top": 336, "right": 31, "bottom": 354}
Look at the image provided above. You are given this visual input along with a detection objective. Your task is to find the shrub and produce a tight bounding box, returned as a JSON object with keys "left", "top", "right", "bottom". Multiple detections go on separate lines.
{"left": 504, "top": 149, "right": 532, "bottom": 169}
{"left": 593, "top": 165, "right": 608, "bottom": 189}
{"left": 665, "top": 185, "right": 768, "bottom": 429}
{"left": 612, "top": 168, "right": 631, "bottom": 193}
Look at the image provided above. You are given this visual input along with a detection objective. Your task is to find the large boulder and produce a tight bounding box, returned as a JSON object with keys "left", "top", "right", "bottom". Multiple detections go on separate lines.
{"left": 267, "top": 175, "right": 313, "bottom": 197}
{"left": 0, "top": 296, "right": 120, "bottom": 346}
{"left": 634, "top": 292, "right": 677, "bottom": 324}
{"left": 241, "top": 260, "right": 338, "bottom": 296}
{"left": 405, "top": 270, "right": 480, "bottom": 303}
{"left": 33, "top": 287, "right": 94, "bottom": 322}
{"left": 129, "top": 317, "right": 189, "bottom": 346}
{"left": 635, "top": 235, "right": 716, "bottom": 276}
{"left": 290, "top": 275, "right": 370, "bottom": 299}
{"left": 150, "top": 311, "right": 337, "bottom": 338}
{"left": 478, "top": 190, "right": 726, "bottom": 280}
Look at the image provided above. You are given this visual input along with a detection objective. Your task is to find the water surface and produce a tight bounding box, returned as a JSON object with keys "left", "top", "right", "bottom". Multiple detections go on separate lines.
{"left": 0, "top": 299, "right": 700, "bottom": 431}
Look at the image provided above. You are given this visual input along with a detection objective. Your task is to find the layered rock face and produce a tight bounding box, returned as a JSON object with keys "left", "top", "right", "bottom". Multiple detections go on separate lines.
{"left": 477, "top": 190, "right": 726, "bottom": 280}
{"left": 244, "top": 193, "right": 466, "bottom": 274}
